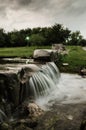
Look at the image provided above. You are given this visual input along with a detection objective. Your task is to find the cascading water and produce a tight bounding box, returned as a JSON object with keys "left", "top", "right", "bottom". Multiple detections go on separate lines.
{"left": 35, "top": 73, "right": 86, "bottom": 109}
{"left": 28, "top": 62, "right": 60, "bottom": 99}
{"left": 0, "top": 61, "right": 86, "bottom": 124}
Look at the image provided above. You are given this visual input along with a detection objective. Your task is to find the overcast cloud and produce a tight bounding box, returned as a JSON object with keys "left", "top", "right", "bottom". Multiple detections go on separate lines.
{"left": 0, "top": 0, "right": 86, "bottom": 37}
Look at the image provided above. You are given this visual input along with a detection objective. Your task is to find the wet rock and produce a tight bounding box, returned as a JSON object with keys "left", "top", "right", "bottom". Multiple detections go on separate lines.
{"left": 18, "top": 64, "right": 40, "bottom": 84}
{"left": 25, "top": 102, "right": 44, "bottom": 118}
{"left": 0, "top": 109, "right": 8, "bottom": 123}
{"left": 80, "top": 68, "right": 86, "bottom": 77}
{"left": 0, "top": 73, "right": 20, "bottom": 107}
{"left": 13, "top": 123, "right": 32, "bottom": 130}
{"left": 0, "top": 122, "right": 11, "bottom": 130}
{"left": 11, "top": 117, "right": 38, "bottom": 129}
{"left": 35, "top": 104, "right": 86, "bottom": 130}
{"left": 0, "top": 73, "right": 20, "bottom": 122}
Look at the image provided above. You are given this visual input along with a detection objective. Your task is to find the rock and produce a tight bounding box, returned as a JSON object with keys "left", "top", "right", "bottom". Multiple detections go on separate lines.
{"left": 0, "top": 73, "right": 20, "bottom": 107}
{"left": 11, "top": 118, "right": 38, "bottom": 129}
{"left": 0, "top": 109, "right": 8, "bottom": 122}
{"left": 18, "top": 64, "right": 40, "bottom": 84}
{"left": 33, "top": 49, "right": 58, "bottom": 62}
{"left": 52, "top": 43, "right": 65, "bottom": 51}
{"left": 52, "top": 44, "right": 69, "bottom": 55}
{"left": 80, "top": 67, "right": 86, "bottom": 77}
{"left": 0, "top": 122, "right": 11, "bottom": 130}
{"left": 0, "top": 73, "right": 20, "bottom": 122}
{"left": 25, "top": 102, "right": 44, "bottom": 118}
{"left": 13, "top": 124, "right": 32, "bottom": 130}
{"left": 62, "top": 63, "right": 69, "bottom": 66}
{"left": 35, "top": 104, "right": 86, "bottom": 130}
{"left": 0, "top": 64, "right": 41, "bottom": 119}
{"left": 67, "top": 115, "right": 73, "bottom": 120}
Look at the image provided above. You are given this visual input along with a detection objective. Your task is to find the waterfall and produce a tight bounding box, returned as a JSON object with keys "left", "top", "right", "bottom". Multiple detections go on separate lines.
{"left": 28, "top": 62, "right": 60, "bottom": 99}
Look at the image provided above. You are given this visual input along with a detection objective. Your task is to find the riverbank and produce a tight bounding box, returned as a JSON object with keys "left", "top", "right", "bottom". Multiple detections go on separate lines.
{"left": 1, "top": 102, "right": 85, "bottom": 130}
{"left": 0, "top": 63, "right": 86, "bottom": 129}
{"left": 58, "top": 46, "right": 86, "bottom": 73}
{"left": 0, "top": 46, "right": 86, "bottom": 74}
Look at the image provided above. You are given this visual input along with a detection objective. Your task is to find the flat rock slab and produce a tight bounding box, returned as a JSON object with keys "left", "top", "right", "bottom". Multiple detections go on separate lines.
{"left": 35, "top": 103, "right": 86, "bottom": 130}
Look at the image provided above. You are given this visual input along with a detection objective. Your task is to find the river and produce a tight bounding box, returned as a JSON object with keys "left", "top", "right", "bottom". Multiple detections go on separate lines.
{"left": 36, "top": 73, "right": 86, "bottom": 109}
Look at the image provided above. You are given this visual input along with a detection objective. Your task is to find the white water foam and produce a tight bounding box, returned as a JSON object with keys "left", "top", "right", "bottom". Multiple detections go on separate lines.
{"left": 36, "top": 73, "right": 86, "bottom": 109}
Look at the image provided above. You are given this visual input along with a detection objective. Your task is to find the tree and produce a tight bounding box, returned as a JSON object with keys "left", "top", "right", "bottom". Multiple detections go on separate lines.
{"left": 10, "top": 30, "right": 26, "bottom": 47}
{"left": 29, "top": 34, "right": 45, "bottom": 46}
{"left": 68, "top": 31, "right": 83, "bottom": 45}
{"left": 39, "top": 27, "right": 52, "bottom": 45}
{"left": 47, "top": 24, "right": 71, "bottom": 44}
{"left": 79, "top": 39, "right": 86, "bottom": 46}
{"left": 0, "top": 29, "right": 6, "bottom": 47}
{"left": 32, "top": 27, "right": 41, "bottom": 34}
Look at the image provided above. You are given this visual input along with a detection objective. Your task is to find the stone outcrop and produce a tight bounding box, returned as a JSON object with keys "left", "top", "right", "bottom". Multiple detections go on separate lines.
{"left": 52, "top": 44, "right": 65, "bottom": 51}
{"left": 0, "top": 73, "right": 20, "bottom": 107}
{"left": 33, "top": 49, "right": 58, "bottom": 62}
{"left": 0, "top": 63, "right": 42, "bottom": 123}
{"left": 3, "top": 102, "right": 44, "bottom": 130}
{"left": 52, "top": 44, "right": 69, "bottom": 55}
{"left": 0, "top": 72, "right": 20, "bottom": 122}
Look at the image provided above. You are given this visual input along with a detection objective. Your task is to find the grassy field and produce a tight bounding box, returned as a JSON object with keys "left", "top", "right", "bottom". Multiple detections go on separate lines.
{"left": 0, "top": 46, "right": 50, "bottom": 57}
{"left": 60, "top": 46, "right": 86, "bottom": 73}
{"left": 0, "top": 45, "right": 86, "bottom": 73}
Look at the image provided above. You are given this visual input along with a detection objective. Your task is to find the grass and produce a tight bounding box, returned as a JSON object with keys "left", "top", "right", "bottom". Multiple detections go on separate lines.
{"left": 0, "top": 46, "right": 50, "bottom": 58}
{"left": 60, "top": 46, "right": 86, "bottom": 73}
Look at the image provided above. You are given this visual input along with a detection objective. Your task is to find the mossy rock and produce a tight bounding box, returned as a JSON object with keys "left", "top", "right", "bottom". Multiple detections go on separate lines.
{"left": 0, "top": 122, "right": 11, "bottom": 130}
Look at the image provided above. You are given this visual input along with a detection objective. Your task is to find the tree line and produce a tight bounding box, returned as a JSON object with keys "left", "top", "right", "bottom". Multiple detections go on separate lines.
{"left": 0, "top": 24, "right": 86, "bottom": 47}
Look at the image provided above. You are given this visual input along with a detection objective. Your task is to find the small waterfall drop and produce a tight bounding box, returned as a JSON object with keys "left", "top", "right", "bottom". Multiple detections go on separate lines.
{"left": 29, "top": 62, "right": 60, "bottom": 99}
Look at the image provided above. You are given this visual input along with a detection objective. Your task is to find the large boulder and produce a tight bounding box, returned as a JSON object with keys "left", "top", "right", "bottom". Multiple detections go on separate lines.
{"left": 0, "top": 72, "right": 20, "bottom": 121}
{"left": 52, "top": 44, "right": 68, "bottom": 55}
{"left": 0, "top": 72, "right": 21, "bottom": 123}
{"left": 52, "top": 44, "right": 66, "bottom": 51}
{"left": 33, "top": 49, "right": 58, "bottom": 62}
{"left": 0, "top": 63, "right": 41, "bottom": 122}
{"left": 0, "top": 73, "right": 20, "bottom": 107}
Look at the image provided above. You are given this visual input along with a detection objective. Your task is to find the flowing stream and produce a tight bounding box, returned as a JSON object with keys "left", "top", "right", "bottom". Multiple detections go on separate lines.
{"left": 34, "top": 64, "right": 86, "bottom": 109}
{"left": 22, "top": 62, "right": 86, "bottom": 109}
{"left": 0, "top": 62, "right": 86, "bottom": 121}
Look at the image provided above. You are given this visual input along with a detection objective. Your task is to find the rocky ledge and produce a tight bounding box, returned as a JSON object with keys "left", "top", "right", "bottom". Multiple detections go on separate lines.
{"left": 0, "top": 103, "right": 86, "bottom": 130}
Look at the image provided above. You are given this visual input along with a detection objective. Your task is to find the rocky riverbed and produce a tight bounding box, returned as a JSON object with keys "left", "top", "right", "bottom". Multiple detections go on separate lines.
{"left": 35, "top": 103, "right": 86, "bottom": 130}
{"left": 0, "top": 59, "right": 86, "bottom": 130}
{"left": 0, "top": 102, "right": 86, "bottom": 130}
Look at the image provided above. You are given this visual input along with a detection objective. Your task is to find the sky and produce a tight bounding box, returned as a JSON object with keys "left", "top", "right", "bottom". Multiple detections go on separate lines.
{"left": 0, "top": 0, "right": 86, "bottom": 38}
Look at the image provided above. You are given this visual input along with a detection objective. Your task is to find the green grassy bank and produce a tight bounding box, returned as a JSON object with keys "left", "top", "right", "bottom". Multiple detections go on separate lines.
{"left": 0, "top": 46, "right": 50, "bottom": 58}
{"left": 59, "top": 46, "right": 86, "bottom": 73}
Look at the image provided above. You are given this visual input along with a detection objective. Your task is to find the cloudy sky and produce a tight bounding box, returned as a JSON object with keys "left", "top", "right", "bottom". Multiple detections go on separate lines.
{"left": 0, "top": 0, "right": 86, "bottom": 37}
